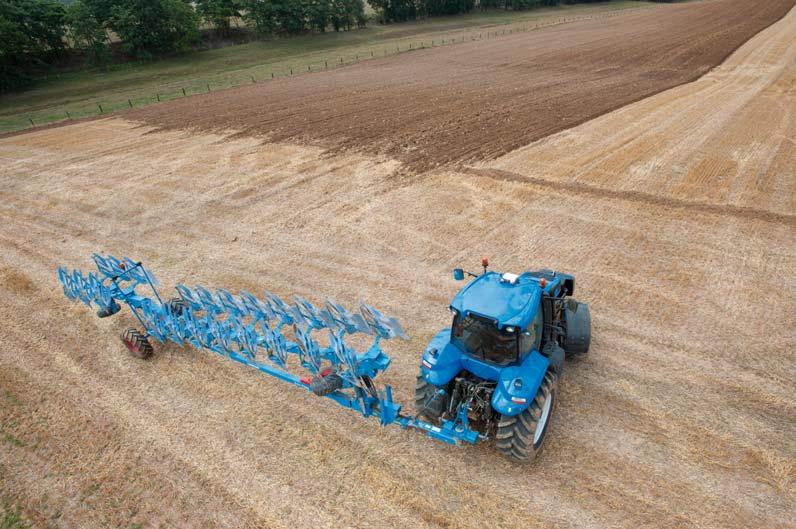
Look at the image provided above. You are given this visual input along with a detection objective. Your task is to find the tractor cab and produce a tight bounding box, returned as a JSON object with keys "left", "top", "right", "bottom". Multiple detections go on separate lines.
{"left": 448, "top": 269, "right": 555, "bottom": 367}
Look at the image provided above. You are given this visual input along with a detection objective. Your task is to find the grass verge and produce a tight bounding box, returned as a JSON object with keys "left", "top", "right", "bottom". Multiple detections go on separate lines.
{"left": 0, "top": 502, "right": 27, "bottom": 529}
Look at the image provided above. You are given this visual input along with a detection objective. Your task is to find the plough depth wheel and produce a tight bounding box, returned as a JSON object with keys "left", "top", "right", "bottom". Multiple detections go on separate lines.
{"left": 122, "top": 328, "right": 153, "bottom": 359}
{"left": 164, "top": 297, "right": 188, "bottom": 316}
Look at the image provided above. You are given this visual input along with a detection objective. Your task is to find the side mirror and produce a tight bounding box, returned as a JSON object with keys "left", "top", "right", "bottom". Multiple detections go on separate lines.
{"left": 453, "top": 268, "right": 464, "bottom": 281}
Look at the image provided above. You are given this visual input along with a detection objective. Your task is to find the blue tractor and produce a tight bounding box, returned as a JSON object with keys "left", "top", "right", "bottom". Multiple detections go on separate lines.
{"left": 416, "top": 258, "right": 591, "bottom": 462}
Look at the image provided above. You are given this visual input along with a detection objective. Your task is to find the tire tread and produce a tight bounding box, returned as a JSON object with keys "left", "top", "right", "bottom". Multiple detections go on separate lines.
{"left": 495, "top": 370, "right": 558, "bottom": 463}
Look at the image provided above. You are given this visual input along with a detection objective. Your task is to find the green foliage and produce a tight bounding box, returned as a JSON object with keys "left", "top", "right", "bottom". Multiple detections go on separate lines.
{"left": 369, "top": 0, "right": 416, "bottom": 23}
{"left": 332, "top": 0, "right": 366, "bottom": 30}
{"left": 196, "top": 0, "right": 242, "bottom": 34}
{"left": 78, "top": 0, "right": 116, "bottom": 24}
{"left": 243, "top": 0, "right": 367, "bottom": 35}
{"left": 423, "top": 0, "right": 474, "bottom": 16}
{"left": 65, "top": 0, "right": 109, "bottom": 66}
{"left": 306, "top": 0, "right": 332, "bottom": 32}
{"left": 108, "top": 0, "right": 199, "bottom": 59}
{"left": 480, "top": 0, "right": 608, "bottom": 11}
{"left": 0, "top": 502, "right": 28, "bottom": 529}
{"left": 0, "top": 0, "right": 66, "bottom": 90}
{"left": 372, "top": 0, "right": 596, "bottom": 20}
{"left": 2, "top": 433, "right": 24, "bottom": 447}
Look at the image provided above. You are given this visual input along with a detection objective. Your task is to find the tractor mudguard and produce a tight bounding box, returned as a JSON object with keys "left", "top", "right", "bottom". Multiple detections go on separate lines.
{"left": 421, "top": 329, "right": 463, "bottom": 387}
{"left": 491, "top": 351, "right": 549, "bottom": 417}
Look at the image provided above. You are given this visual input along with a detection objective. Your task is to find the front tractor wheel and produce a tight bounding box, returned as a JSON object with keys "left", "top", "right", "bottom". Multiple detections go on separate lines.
{"left": 496, "top": 370, "right": 558, "bottom": 463}
{"left": 414, "top": 369, "right": 448, "bottom": 424}
{"left": 121, "top": 328, "right": 153, "bottom": 359}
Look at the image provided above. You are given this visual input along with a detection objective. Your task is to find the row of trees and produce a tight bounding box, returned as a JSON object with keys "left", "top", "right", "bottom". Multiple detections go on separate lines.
{"left": 369, "top": 0, "right": 474, "bottom": 22}
{"left": 371, "top": 0, "right": 606, "bottom": 23}
{"left": 0, "top": 0, "right": 370, "bottom": 90}
{"left": 244, "top": 0, "right": 367, "bottom": 35}
{"left": 1, "top": 0, "right": 611, "bottom": 90}
{"left": 1, "top": 0, "right": 67, "bottom": 89}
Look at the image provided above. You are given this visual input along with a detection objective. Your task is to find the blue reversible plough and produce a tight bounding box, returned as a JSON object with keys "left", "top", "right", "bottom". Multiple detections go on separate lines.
{"left": 58, "top": 254, "right": 591, "bottom": 462}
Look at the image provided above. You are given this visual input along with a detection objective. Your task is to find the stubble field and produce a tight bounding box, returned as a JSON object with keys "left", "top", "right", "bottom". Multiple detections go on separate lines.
{"left": 0, "top": 1, "right": 794, "bottom": 528}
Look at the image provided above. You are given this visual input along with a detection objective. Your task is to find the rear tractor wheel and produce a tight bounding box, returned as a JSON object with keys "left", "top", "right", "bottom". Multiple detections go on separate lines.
{"left": 121, "top": 328, "right": 153, "bottom": 359}
{"left": 414, "top": 369, "right": 449, "bottom": 424}
{"left": 496, "top": 369, "right": 558, "bottom": 463}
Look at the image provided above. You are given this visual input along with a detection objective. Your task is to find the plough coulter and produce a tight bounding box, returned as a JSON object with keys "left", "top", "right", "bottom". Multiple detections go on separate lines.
{"left": 58, "top": 254, "right": 590, "bottom": 462}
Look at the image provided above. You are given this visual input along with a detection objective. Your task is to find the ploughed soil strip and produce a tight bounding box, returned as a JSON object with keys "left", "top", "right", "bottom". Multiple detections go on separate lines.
{"left": 130, "top": 0, "right": 795, "bottom": 171}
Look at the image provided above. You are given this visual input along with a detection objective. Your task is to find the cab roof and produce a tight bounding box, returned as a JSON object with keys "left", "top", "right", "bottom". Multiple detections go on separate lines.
{"left": 449, "top": 271, "right": 550, "bottom": 329}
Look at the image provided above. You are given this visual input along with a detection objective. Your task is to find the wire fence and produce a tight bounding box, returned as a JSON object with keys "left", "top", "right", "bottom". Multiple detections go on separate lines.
{"left": 2, "top": 8, "right": 639, "bottom": 134}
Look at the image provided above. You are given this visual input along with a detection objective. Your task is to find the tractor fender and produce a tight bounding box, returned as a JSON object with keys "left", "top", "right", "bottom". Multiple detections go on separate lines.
{"left": 420, "top": 329, "right": 462, "bottom": 387}
{"left": 491, "top": 351, "right": 549, "bottom": 417}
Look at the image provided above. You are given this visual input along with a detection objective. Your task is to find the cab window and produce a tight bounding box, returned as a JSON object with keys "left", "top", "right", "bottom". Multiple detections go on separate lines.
{"left": 519, "top": 308, "right": 543, "bottom": 354}
{"left": 452, "top": 313, "right": 518, "bottom": 365}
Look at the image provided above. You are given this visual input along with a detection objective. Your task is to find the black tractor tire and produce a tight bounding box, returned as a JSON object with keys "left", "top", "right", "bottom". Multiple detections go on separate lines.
{"left": 415, "top": 369, "right": 448, "bottom": 424}
{"left": 563, "top": 300, "right": 591, "bottom": 358}
{"left": 496, "top": 369, "right": 558, "bottom": 463}
{"left": 164, "top": 297, "right": 189, "bottom": 316}
{"left": 121, "top": 328, "right": 153, "bottom": 359}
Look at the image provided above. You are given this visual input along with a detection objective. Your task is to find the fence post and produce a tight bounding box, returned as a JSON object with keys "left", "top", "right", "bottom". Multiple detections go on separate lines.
{"left": 371, "top": 50, "right": 374, "bottom": 57}
{"left": 98, "top": 103, "right": 103, "bottom": 114}
{"left": 156, "top": 93, "right": 160, "bottom": 102}
{"left": 325, "top": 60, "right": 328, "bottom": 69}
{"left": 29, "top": 117, "right": 34, "bottom": 127}
{"left": 290, "top": 67, "right": 293, "bottom": 76}
{"left": 206, "top": 84, "right": 210, "bottom": 92}
{"left": 271, "top": 72, "right": 274, "bottom": 78}
{"left": 252, "top": 76, "right": 256, "bottom": 83}
{"left": 128, "top": 99, "right": 133, "bottom": 108}
{"left": 66, "top": 111, "right": 71, "bottom": 120}
{"left": 182, "top": 88, "right": 186, "bottom": 96}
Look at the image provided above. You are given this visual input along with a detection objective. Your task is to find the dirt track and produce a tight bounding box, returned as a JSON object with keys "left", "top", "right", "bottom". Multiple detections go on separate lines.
{"left": 1, "top": 2, "right": 795, "bottom": 529}
{"left": 131, "top": 0, "right": 796, "bottom": 171}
